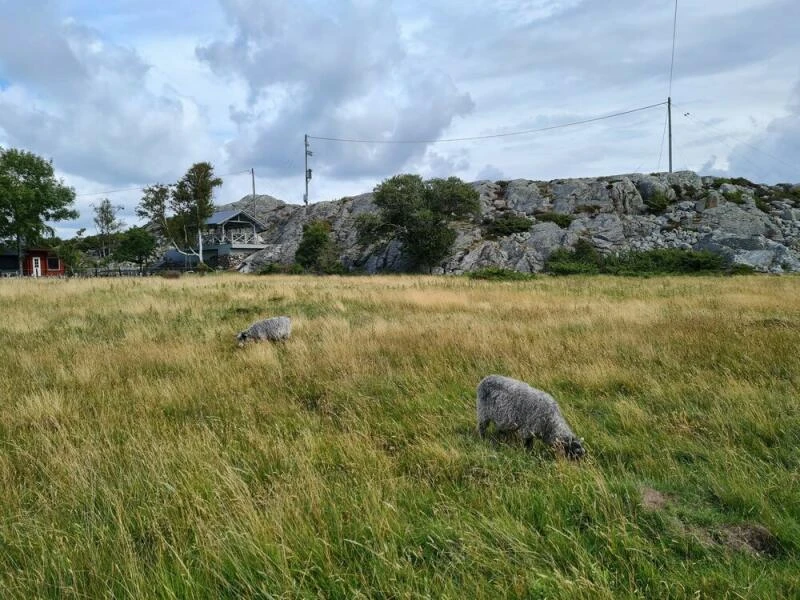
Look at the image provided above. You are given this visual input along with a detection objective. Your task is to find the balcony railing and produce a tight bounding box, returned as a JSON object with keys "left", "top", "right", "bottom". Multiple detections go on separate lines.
{"left": 203, "top": 231, "right": 265, "bottom": 246}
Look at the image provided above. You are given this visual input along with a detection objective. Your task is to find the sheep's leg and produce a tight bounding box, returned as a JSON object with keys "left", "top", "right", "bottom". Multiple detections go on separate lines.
{"left": 523, "top": 436, "right": 534, "bottom": 450}
{"left": 477, "top": 419, "right": 490, "bottom": 438}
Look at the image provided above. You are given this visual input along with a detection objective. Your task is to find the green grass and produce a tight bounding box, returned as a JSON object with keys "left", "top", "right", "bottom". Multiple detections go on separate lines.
{"left": 0, "top": 274, "right": 799, "bottom": 598}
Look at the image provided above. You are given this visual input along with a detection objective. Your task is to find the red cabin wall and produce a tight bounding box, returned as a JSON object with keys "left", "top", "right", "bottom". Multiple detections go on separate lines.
{"left": 23, "top": 251, "right": 64, "bottom": 277}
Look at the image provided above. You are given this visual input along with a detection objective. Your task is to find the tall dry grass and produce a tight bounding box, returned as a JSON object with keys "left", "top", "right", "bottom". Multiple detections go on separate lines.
{"left": 0, "top": 274, "right": 798, "bottom": 598}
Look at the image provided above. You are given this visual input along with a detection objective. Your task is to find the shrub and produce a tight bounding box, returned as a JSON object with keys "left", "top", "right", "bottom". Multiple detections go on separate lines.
{"left": 535, "top": 212, "right": 574, "bottom": 228}
{"left": 545, "top": 239, "right": 602, "bottom": 275}
{"left": 729, "top": 263, "right": 757, "bottom": 275}
{"left": 712, "top": 177, "right": 755, "bottom": 188}
{"left": 466, "top": 267, "right": 535, "bottom": 281}
{"left": 602, "top": 249, "right": 726, "bottom": 276}
{"left": 645, "top": 190, "right": 671, "bottom": 213}
{"left": 160, "top": 270, "right": 181, "bottom": 279}
{"left": 546, "top": 242, "right": 729, "bottom": 276}
{"left": 364, "top": 174, "right": 480, "bottom": 272}
{"left": 723, "top": 190, "right": 745, "bottom": 205}
{"left": 483, "top": 214, "right": 533, "bottom": 238}
{"left": 295, "top": 220, "right": 344, "bottom": 274}
{"left": 755, "top": 196, "right": 771, "bottom": 213}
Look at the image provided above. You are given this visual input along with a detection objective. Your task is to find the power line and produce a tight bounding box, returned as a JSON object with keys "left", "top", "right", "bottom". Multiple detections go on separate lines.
{"left": 656, "top": 108, "right": 669, "bottom": 171}
{"left": 308, "top": 102, "right": 668, "bottom": 145}
{"left": 668, "top": 0, "right": 679, "bottom": 97}
{"left": 74, "top": 169, "right": 252, "bottom": 198}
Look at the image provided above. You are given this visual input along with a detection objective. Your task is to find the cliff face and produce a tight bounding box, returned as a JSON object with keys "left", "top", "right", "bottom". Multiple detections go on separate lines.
{"left": 223, "top": 172, "right": 800, "bottom": 274}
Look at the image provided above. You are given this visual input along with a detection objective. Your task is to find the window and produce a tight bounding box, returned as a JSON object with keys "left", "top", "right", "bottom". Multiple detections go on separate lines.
{"left": 47, "top": 257, "right": 60, "bottom": 271}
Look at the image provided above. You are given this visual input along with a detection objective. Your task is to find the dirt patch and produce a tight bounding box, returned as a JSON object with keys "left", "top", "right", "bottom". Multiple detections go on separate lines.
{"left": 715, "top": 524, "right": 779, "bottom": 556}
{"left": 641, "top": 487, "right": 671, "bottom": 511}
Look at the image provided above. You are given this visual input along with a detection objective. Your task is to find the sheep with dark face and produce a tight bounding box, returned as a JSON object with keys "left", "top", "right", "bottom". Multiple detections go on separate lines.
{"left": 237, "top": 316, "right": 291, "bottom": 346}
{"left": 477, "top": 375, "right": 585, "bottom": 459}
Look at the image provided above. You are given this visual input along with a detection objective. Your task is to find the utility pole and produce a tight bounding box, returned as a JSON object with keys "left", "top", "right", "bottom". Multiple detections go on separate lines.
{"left": 251, "top": 168, "right": 256, "bottom": 218}
{"left": 304, "top": 134, "right": 312, "bottom": 205}
{"left": 668, "top": 96, "right": 673, "bottom": 173}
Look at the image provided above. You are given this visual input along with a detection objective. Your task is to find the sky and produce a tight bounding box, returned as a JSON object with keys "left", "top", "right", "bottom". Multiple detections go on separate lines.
{"left": 0, "top": 0, "right": 798, "bottom": 237}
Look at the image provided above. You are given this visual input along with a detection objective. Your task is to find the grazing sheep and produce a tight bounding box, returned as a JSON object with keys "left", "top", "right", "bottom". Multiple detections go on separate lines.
{"left": 477, "top": 375, "right": 585, "bottom": 459}
{"left": 237, "top": 316, "right": 291, "bottom": 346}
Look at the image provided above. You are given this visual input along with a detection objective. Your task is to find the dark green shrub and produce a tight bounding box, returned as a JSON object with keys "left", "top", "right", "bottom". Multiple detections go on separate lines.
{"left": 364, "top": 174, "right": 480, "bottom": 272}
{"left": 546, "top": 242, "right": 728, "bottom": 276}
{"left": 712, "top": 177, "right": 755, "bottom": 188}
{"left": 466, "top": 267, "right": 534, "bottom": 281}
{"left": 545, "top": 239, "right": 602, "bottom": 275}
{"left": 295, "top": 220, "right": 344, "bottom": 274}
{"left": 755, "top": 196, "right": 771, "bottom": 213}
{"left": 535, "top": 212, "right": 574, "bottom": 228}
{"left": 258, "top": 262, "right": 309, "bottom": 275}
{"left": 645, "top": 190, "right": 671, "bottom": 213}
{"left": 603, "top": 249, "right": 726, "bottom": 275}
{"left": 483, "top": 214, "right": 533, "bottom": 238}
{"left": 729, "top": 263, "right": 757, "bottom": 275}
{"left": 723, "top": 190, "right": 745, "bottom": 205}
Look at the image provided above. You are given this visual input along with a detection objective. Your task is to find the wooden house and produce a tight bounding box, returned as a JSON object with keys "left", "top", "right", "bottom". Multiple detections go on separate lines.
{"left": 0, "top": 248, "right": 65, "bottom": 277}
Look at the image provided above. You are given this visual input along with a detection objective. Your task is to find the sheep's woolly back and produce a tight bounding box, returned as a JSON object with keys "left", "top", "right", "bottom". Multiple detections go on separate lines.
{"left": 477, "top": 375, "right": 581, "bottom": 454}
{"left": 238, "top": 316, "right": 291, "bottom": 344}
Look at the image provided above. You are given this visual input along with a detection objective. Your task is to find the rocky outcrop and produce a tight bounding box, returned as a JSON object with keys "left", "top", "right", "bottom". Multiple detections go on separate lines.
{"left": 224, "top": 172, "right": 800, "bottom": 274}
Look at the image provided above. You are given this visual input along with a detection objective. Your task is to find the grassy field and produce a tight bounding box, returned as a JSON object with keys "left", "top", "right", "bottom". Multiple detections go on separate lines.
{"left": 0, "top": 274, "right": 798, "bottom": 598}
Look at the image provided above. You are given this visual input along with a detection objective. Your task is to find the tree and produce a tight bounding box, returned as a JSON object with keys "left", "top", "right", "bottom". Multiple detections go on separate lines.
{"left": 93, "top": 198, "right": 124, "bottom": 259}
{"left": 136, "top": 162, "right": 222, "bottom": 264}
{"left": 0, "top": 148, "right": 78, "bottom": 274}
{"left": 360, "top": 174, "right": 480, "bottom": 272}
{"left": 114, "top": 227, "right": 157, "bottom": 272}
{"left": 295, "top": 219, "right": 343, "bottom": 273}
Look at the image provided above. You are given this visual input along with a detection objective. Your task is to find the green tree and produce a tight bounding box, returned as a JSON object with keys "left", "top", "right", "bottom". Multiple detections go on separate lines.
{"left": 295, "top": 219, "right": 342, "bottom": 273}
{"left": 114, "top": 227, "right": 157, "bottom": 273}
{"left": 363, "top": 174, "right": 479, "bottom": 272}
{"left": 0, "top": 148, "right": 78, "bottom": 274}
{"left": 136, "top": 163, "right": 222, "bottom": 264}
{"left": 93, "top": 198, "right": 124, "bottom": 260}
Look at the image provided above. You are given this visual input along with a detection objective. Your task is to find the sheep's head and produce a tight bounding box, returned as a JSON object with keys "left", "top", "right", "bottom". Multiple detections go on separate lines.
{"left": 236, "top": 331, "right": 248, "bottom": 347}
{"left": 556, "top": 436, "right": 586, "bottom": 460}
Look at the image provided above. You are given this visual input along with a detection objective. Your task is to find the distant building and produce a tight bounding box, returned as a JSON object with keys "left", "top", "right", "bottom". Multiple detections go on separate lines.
{"left": 157, "top": 210, "right": 269, "bottom": 270}
{"left": 203, "top": 210, "right": 268, "bottom": 251}
{"left": 0, "top": 248, "right": 65, "bottom": 277}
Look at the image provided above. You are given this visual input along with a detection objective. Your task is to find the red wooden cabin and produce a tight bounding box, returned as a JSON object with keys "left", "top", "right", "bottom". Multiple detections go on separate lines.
{"left": 0, "top": 248, "right": 65, "bottom": 277}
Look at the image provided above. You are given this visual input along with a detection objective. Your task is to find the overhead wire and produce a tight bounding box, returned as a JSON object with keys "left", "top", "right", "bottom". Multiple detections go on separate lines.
{"left": 308, "top": 102, "right": 668, "bottom": 145}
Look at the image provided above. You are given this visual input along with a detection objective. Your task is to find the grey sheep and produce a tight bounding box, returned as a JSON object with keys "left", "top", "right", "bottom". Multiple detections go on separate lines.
{"left": 237, "top": 316, "right": 291, "bottom": 346}
{"left": 477, "top": 375, "right": 586, "bottom": 459}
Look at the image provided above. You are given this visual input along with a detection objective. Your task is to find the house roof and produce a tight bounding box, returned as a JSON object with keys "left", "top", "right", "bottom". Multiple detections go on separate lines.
{"left": 205, "top": 210, "right": 267, "bottom": 231}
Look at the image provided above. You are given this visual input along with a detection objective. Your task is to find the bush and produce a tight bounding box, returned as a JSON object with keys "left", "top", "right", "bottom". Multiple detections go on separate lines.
{"left": 723, "top": 190, "right": 745, "bottom": 205}
{"left": 545, "top": 239, "right": 602, "bottom": 275}
{"left": 755, "top": 197, "right": 771, "bottom": 213}
{"left": 295, "top": 220, "right": 344, "bottom": 274}
{"left": 483, "top": 214, "right": 533, "bottom": 238}
{"left": 712, "top": 177, "right": 756, "bottom": 189}
{"left": 545, "top": 242, "right": 729, "bottom": 276}
{"left": 535, "top": 212, "right": 574, "bottom": 228}
{"left": 160, "top": 270, "right": 181, "bottom": 279}
{"left": 645, "top": 190, "right": 671, "bottom": 213}
{"left": 602, "top": 249, "right": 726, "bottom": 276}
{"left": 729, "top": 263, "right": 757, "bottom": 275}
{"left": 364, "top": 174, "right": 480, "bottom": 272}
{"left": 259, "top": 262, "right": 310, "bottom": 275}
{"left": 466, "top": 267, "right": 534, "bottom": 281}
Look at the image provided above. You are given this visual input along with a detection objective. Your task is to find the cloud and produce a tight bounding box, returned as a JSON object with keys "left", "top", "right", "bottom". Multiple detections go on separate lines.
{"left": 196, "top": 0, "right": 474, "bottom": 179}
{"left": 0, "top": 1, "right": 218, "bottom": 186}
{"left": 697, "top": 79, "right": 800, "bottom": 184}
{"left": 476, "top": 164, "right": 506, "bottom": 181}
